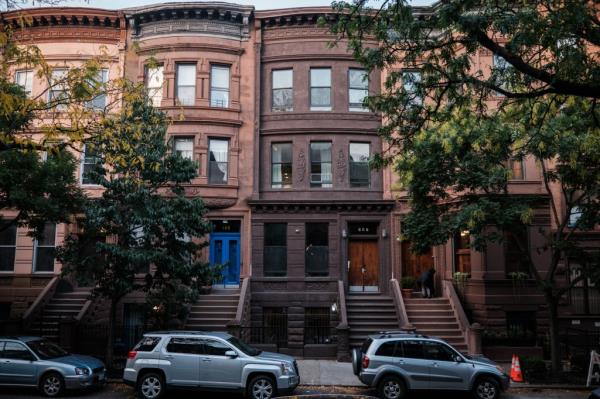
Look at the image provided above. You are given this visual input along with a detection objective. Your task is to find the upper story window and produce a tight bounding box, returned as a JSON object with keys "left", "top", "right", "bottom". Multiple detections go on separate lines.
{"left": 310, "top": 142, "right": 332, "bottom": 188}
{"left": 272, "top": 69, "right": 293, "bottom": 112}
{"left": 305, "top": 223, "right": 329, "bottom": 277}
{"left": 568, "top": 206, "right": 583, "bottom": 228}
{"left": 310, "top": 68, "right": 331, "bottom": 111}
{"left": 174, "top": 137, "right": 194, "bottom": 160}
{"left": 402, "top": 71, "right": 422, "bottom": 106}
{"left": 454, "top": 230, "right": 471, "bottom": 276}
{"left": 492, "top": 54, "right": 509, "bottom": 96}
{"left": 505, "top": 228, "right": 529, "bottom": 277}
{"left": 80, "top": 144, "right": 102, "bottom": 186}
{"left": 208, "top": 138, "right": 228, "bottom": 185}
{"left": 348, "top": 69, "right": 369, "bottom": 112}
{"left": 0, "top": 219, "right": 17, "bottom": 272}
{"left": 15, "top": 70, "right": 33, "bottom": 98}
{"left": 508, "top": 158, "right": 524, "bottom": 180}
{"left": 87, "top": 69, "right": 108, "bottom": 110}
{"left": 33, "top": 222, "right": 56, "bottom": 273}
{"left": 210, "top": 65, "right": 230, "bottom": 108}
{"left": 145, "top": 65, "right": 164, "bottom": 107}
{"left": 271, "top": 143, "right": 292, "bottom": 189}
{"left": 49, "top": 69, "right": 68, "bottom": 109}
{"left": 264, "top": 223, "right": 287, "bottom": 277}
{"left": 349, "top": 142, "right": 370, "bottom": 187}
{"left": 176, "top": 63, "right": 196, "bottom": 106}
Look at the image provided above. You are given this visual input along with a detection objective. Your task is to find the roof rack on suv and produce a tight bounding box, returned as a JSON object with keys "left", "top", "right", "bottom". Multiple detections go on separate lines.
{"left": 377, "top": 330, "right": 429, "bottom": 339}
{"left": 146, "top": 330, "right": 208, "bottom": 335}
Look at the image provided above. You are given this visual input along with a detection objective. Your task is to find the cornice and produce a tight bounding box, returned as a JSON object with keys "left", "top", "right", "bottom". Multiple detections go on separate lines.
{"left": 136, "top": 42, "right": 244, "bottom": 56}
{"left": 262, "top": 52, "right": 358, "bottom": 63}
{"left": 248, "top": 199, "right": 395, "bottom": 213}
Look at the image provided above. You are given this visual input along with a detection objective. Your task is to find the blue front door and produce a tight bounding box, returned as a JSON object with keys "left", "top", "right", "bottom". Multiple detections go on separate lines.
{"left": 209, "top": 233, "right": 240, "bottom": 286}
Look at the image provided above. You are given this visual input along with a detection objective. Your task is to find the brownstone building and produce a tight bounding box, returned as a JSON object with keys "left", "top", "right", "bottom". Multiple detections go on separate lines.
{"left": 1, "top": 2, "right": 599, "bottom": 362}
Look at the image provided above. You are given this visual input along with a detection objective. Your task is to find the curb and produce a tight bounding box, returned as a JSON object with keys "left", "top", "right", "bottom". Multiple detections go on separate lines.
{"left": 279, "top": 396, "right": 377, "bottom": 399}
{"left": 511, "top": 383, "right": 592, "bottom": 390}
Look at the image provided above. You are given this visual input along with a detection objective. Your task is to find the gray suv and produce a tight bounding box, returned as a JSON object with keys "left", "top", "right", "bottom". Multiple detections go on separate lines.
{"left": 123, "top": 331, "right": 299, "bottom": 399}
{"left": 352, "top": 331, "right": 510, "bottom": 399}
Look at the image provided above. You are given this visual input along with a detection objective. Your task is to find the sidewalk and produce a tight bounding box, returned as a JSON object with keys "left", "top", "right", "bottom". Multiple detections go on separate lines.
{"left": 297, "top": 360, "right": 364, "bottom": 386}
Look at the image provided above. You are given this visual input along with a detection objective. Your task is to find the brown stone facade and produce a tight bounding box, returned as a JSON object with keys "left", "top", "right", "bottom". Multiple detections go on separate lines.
{"left": 2, "top": 3, "right": 600, "bottom": 360}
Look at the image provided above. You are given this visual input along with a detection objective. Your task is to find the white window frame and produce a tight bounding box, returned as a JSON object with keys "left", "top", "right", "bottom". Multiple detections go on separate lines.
{"left": 272, "top": 69, "right": 293, "bottom": 112}
{"left": 210, "top": 65, "right": 230, "bottom": 108}
{"left": 86, "top": 69, "right": 109, "bottom": 110}
{"left": 15, "top": 69, "right": 33, "bottom": 98}
{"left": 49, "top": 68, "right": 68, "bottom": 109}
{"left": 176, "top": 63, "right": 196, "bottom": 106}
{"left": 32, "top": 223, "right": 56, "bottom": 273}
{"left": 80, "top": 144, "right": 101, "bottom": 186}
{"left": 208, "top": 138, "right": 229, "bottom": 185}
{"left": 174, "top": 137, "right": 194, "bottom": 160}
{"left": 402, "top": 70, "right": 422, "bottom": 106}
{"left": 348, "top": 68, "right": 369, "bottom": 112}
{"left": 145, "top": 65, "right": 164, "bottom": 107}
{"left": 310, "top": 68, "right": 332, "bottom": 111}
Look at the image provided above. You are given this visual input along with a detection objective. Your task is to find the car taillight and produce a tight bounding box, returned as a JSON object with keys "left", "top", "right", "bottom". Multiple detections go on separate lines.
{"left": 127, "top": 351, "right": 137, "bottom": 359}
{"left": 362, "top": 355, "right": 370, "bottom": 369}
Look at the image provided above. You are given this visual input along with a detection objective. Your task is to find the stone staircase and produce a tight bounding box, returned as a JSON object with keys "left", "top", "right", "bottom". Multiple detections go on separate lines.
{"left": 28, "top": 288, "right": 91, "bottom": 340}
{"left": 347, "top": 294, "right": 400, "bottom": 348}
{"left": 404, "top": 297, "right": 468, "bottom": 353}
{"left": 185, "top": 289, "right": 240, "bottom": 332}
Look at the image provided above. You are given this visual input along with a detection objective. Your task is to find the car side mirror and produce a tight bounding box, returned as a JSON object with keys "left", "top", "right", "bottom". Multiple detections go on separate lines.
{"left": 454, "top": 355, "right": 463, "bottom": 363}
{"left": 225, "top": 350, "right": 238, "bottom": 358}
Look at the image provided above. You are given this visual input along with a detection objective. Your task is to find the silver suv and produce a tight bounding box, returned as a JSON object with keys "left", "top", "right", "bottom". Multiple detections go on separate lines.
{"left": 352, "top": 331, "right": 510, "bottom": 399}
{"left": 123, "top": 331, "right": 299, "bottom": 399}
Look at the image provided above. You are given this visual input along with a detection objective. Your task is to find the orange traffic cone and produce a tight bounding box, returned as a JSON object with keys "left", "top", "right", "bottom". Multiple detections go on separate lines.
{"left": 510, "top": 354, "right": 524, "bottom": 382}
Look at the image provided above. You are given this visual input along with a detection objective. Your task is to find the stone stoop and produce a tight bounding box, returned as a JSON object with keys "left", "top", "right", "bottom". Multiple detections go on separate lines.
{"left": 347, "top": 294, "right": 400, "bottom": 348}
{"left": 404, "top": 297, "right": 468, "bottom": 353}
{"left": 185, "top": 289, "right": 240, "bottom": 332}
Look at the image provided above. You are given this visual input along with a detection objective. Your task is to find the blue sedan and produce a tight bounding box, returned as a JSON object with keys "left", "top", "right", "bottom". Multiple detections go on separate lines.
{"left": 0, "top": 336, "right": 106, "bottom": 397}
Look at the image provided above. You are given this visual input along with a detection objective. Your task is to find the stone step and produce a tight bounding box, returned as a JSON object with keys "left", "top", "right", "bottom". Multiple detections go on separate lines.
{"left": 347, "top": 308, "right": 397, "bottom": 315}
{"left": 416, "top": 329, "right": 463, "bottom": 337}
{"left": 406, "top": 309, "right": 454, "bottom": 316}
{"left": 412, "top": 322, "right": 460, "bottom": 330}
{"left": 186, "top": 317, "right": 233, "bottom": 323}
{"left": 347, "top": 321, "right": 400, "bottom": 327}
{"left": 189, "top": 305, "right": 238, "bottom": 312}
{"left": 405, "top": 304, "right": 452, "bottom": 311}
{"left": 193, "top": 299, "right": 239, "bottom": 306}
{"left": 45, "top": 304, "right": 82, "bottom": 311}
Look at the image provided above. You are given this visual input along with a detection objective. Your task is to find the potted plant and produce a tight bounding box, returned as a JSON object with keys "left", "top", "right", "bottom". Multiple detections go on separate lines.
{"left": 400, "top": 276, "right": 416, "bottom": 298}
{"left": 197, "top": 264, "right": 224, "bottom": 294}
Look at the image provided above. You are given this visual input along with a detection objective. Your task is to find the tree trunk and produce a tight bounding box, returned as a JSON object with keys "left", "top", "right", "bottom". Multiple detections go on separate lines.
{"left": 106, "top": 298, "right": 117, "bottom": 371}
{"left": 547, "top": 295, "right": 561, "bottom": 375}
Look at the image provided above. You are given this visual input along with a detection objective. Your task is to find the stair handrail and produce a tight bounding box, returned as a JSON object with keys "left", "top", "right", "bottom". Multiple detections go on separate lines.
{"left": 235, "top": 277, "right": 251, "bottom": 325}
{"left": 75, "top": 299, "right": 92, "bottom": 322}
{"left": 442, "top": 280, "right": 480, "bottom": 355}
{"left": 23, "top": 276, "right": 60, "bottom": 326}
{"left": 337, "top": 280, "right": 348, "bottom": 328}
{"left": 389, "top": 278, "right": 411, "bottom": 329}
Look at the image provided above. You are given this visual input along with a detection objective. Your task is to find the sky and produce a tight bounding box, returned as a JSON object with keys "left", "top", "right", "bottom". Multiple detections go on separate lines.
{"left": 14, "top": 0, "right": 436, "bottom": 11}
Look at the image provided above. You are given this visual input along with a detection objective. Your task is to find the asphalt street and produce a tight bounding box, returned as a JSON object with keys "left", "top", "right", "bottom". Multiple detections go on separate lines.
{"left": 0, "top": 384, "right": 591, "bottom": 399}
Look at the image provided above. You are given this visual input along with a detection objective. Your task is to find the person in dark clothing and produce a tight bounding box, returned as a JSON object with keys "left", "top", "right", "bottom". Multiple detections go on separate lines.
{"left": 417, "top": 268, "right": 436, "bottom": 298}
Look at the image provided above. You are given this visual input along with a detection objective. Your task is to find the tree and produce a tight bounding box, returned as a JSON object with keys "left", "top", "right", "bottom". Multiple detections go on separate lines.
{"left": 0, "top": 15, "right": 120, "bottom": 237}
{"left": 332, "top": 0, "right": 600, "bottom": 373}
{"left": 57, "top": 93, "right": 212, "bottom": 368}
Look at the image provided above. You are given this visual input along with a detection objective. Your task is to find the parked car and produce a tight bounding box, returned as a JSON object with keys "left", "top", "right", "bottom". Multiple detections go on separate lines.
{"left": 124, "top": 330, "right": 299, "bottom": 399}
{"left": 0, "top": 336, "right": 106, "bottom": 397}
{"left": 352, "top": 331, "right": 510, "bottom": 399}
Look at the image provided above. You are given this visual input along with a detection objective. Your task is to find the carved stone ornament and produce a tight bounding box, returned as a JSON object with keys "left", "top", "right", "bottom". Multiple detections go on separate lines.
{"left": 297, "top": 149, "right": 306, "bottom": 182}
{"left": 336, "top": 149, "right": 346, "bottom": 183}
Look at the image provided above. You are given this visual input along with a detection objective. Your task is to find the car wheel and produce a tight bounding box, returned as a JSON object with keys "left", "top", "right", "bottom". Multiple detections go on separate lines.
{"left": 137, "top": 372, "right": 165, "bottom": 399}
{"left": 378, "top": 375, "right": 406, "bottom": 399}
{"left": 247, "top": 374, "right": 276, "bottom": 399}
{"left": 352, "top": 348, "right": 361, "bottom": 375}
{"left": 472, "top": 376, "right": 500, "bottom": 399}
{"left": 40, "top": 372, "right": 64, "bottom": 397}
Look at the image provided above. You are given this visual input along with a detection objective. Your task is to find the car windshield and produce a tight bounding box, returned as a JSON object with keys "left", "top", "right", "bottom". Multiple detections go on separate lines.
{"left": 227, "top": 336, "right": 261, "bottom": 356}
{"left": 26, "top": 339, "right": 69, "bottom": 360}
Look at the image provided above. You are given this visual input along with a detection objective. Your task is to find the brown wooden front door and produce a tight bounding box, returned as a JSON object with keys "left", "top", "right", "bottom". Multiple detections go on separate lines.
{"left": 401, "top": 241, "right": 434, "bottom": 279}
{"left": 348, "top": 239, "right": 379, "bottom": 290}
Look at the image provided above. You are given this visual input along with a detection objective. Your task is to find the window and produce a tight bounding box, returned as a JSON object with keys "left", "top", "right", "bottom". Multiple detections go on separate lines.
{"left": 264, "top": 223, "right": 286, "bottom": 277}
{"left": 33, "top": 223, "right": 56, "bottom": 272}
{"left": 200, "top": 339, "right": 231, "bottom": 356}
{"left": 310, "top": 68, "right": 331, "bottom": 111}
{"left": 263, "top": 307, "right": 287, "bottom": 348}
{"left": 271, "top": 143, "right": 292, "bottom": 188}
{"left": 87, "top": 69, "right": 108, "bottom": 110}
{"left": 568, "top": 206, "right": 583, "bottom": 228}
{"left": 348, "top": 69, "right": 368, "bottom": 111}
{"left": 492, "top": 54, "right": 510, "bottom": 95}
{"left": 272, "top": 69, "right": 293, "bottom": 112}
{"left": 174, "top": 137, "right": 193, "bottom": 160}
{"left": 402, "top": 71, "right": 422, "bottom": 106}
{"left": 49, "top": 69, "right": 68, "bottom": 108}
{"left": 210, "top": 65, "right": 230, "bottom": 108}
{"left": 133, "top": 336, "right": 161, "bottom": 352}
{"left": 305, "top": 223, "right": 329, "bottom": 277}
{"left": 349, "top": 143, "right": 370, "bottom": 187}
{"left": 400, "top": 340, "right": 424, "bottom": 359}
{"left": 506, "top": 311, "right": 537, "bottom": 346}
{"left": 1, "top": 342, "right": 35, "bottom": 361}
{"left": 145, "top": 65, "right": 164, "bottom": 107}
{"left": 166, "top": 337, "right": 203, "bottom": 354}
{"left": 423, "top": 341, "right": 455, "bottom": 362}
{"left": 80, "top": 144, "right": 102, "bottom": 185}
{"left": 176, "top": 64, "right": 196, "bottom": 106}
{"left": 15, "top": 70, "right": 33, "bottom": 97}
{"left": 504, "top": 227, "right": 529, "bottom": 276}
{"left": 208, "top": 139, "right": 228, "bottom": 184}
{"left": 0, "top": 220, "right": 17, "bottom": 272}
{"left": 0, "top": 303, "right": 10, "bottom": 321}
{"left": 310, "top": 142, "right": 332, "bottom": 187}
{"left": 570, "top": 259, "right": 600, "bottom": 315}
{"left": 454, "top": 230, "right": 471, "bottom": 275}
{"left": 375, "top": 341, "right": 400, "bottom": 357}
{"left": 508, "top": 158, "right": 524, "bottom": 180}
{"left": 304, "top": 308, "right": 332, "bottom": 344}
